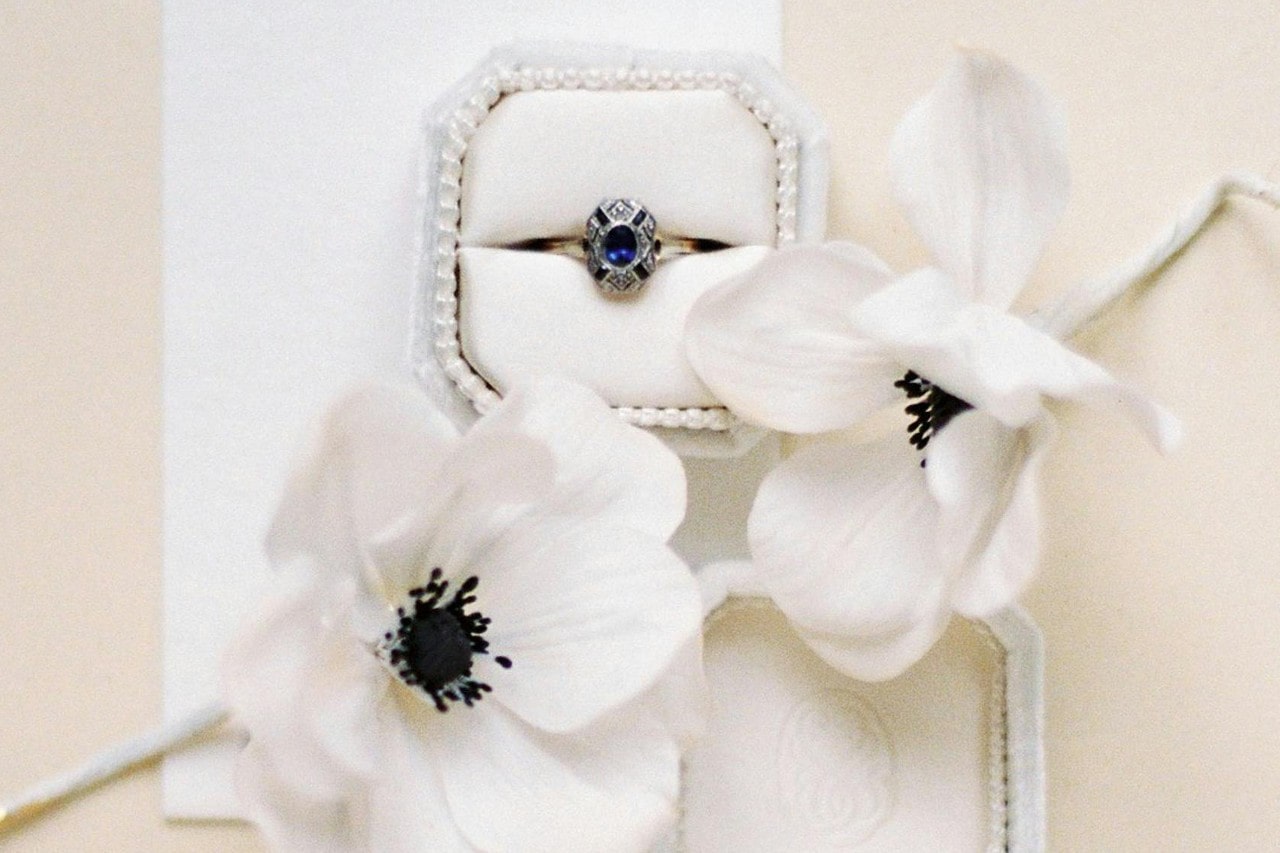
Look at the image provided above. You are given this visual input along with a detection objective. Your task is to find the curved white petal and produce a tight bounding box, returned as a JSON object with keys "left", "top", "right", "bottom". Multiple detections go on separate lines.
{"left": 635, "top": 632, "right": 710, "bottom": 749}
{"left": 223, "top": 577, "right": 384, "bottom": 800}
{"left": 928, "top": 411, "right": 1055, "bottom": 616}
{"left": 365, "top": 694, "right": 475, "bottom": 852}
{"left": 265, "top": 383, "right": 461, "bottom": 585}
{"left": 749, "top": 437, "right": 945, "bottom": 639}
{"left": 433, "top": 702, "right": 679, "bottom": 853}
{"left": 376, "top": 376, "right": 689, "bottom": 603}
{"left": 472, "top": 521, "right": 701, "bottom": 734}
{"left": 851, "top": 267, "right": 966, "bottom": 348}
{"left": 235, "top": 742, "right": 364, "bottom": 853}
{"left": 467, "top": 375, "right": 688, "bottom": 541}
{"left": 368, "top": 427, "right": 555, "bottom": 599}
{"left": 891, "top": 49, "right": 1069, "bottom": 309}
{"left": 685, "top": 243, "right": 903, "bottom": 432}
{"left": 858, "top": 284, "right": 1179, "bottom": 445}
{"left": 794, "top": 593, "right": 952, "bottom": 682}
{"left": 1059, "top": 374, "right": 1182, "bottom": 454}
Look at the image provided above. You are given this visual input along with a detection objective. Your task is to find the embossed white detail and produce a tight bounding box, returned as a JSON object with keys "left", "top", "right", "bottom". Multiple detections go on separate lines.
{"left": 776, "top": 688, "right": 896, "bottom": 847}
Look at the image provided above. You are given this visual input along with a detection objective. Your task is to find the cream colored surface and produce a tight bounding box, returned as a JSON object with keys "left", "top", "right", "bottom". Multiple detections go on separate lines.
{"left": 2, "top": 3, "right": 1279, "bottom": 852}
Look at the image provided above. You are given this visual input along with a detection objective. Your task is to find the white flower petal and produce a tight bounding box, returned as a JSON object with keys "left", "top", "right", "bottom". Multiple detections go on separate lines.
{"left": 859, "top": 288, "right": 1179, "bottom": 444}
{"left": 749, "top": 437, "right": 945, "bottom": 639}
{"left": 685, "top": 243, "right": 904, "bottom": 432}
{"left": 433, "top": 703, "right": 679, "bottom": 853}
{"left": 223, "top": 577, "right": 384, "bottom": 800}
{"left": 473, "top": 521, "right": 701, "bottom": 734}
{"left": 851, "top": 267, "right": 966, "bottom": 349}
{"left": 467, "top": 375, "right": 687, "bottom": 540}
{"left": 1059, "top": 374, "right": 1183, "bottom": 454}
{"left": 236, "top": 742, "right": 365, "bottom": 853}
{"left": 368, "top": 427, "right": 555, "bottom": 598}
{"left": 960, "top": 307, "right": 1179, "bottom": 446}
{"left": 229, "top": 378, "right": 700, "bottom": 851}
{"left": 927, "top": 411, "right": 1055, "bottom": 616}
{"left": 634, "top": 632, "right": 710, "bottom": 749}
{"left": 891, "top": 49, "right": 1069, "bottom": 309}
{"left": 365, "top": 695, "right": 475, "bottom": 852}
{"left": 925, "top": 409, "right": 1022, "bottom": 517}
{"left": 265, "top": 383, "right": 461, "bottom": 585}
{"left": 377, "top": 375, "right": 685, "bottom": 601}
{"left": 794, "top": 595, "right": 952, "bottom": 682}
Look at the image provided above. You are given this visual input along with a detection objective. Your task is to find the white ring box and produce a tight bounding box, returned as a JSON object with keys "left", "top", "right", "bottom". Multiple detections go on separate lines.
{"left": 672, "top": 597, "right": 1044, "bottom": 853}
{"left": 412, "top": 43, "right": 828, "bottom": 456}
{"left": 413, "top": 43, "right": 1045, "bottom": 851}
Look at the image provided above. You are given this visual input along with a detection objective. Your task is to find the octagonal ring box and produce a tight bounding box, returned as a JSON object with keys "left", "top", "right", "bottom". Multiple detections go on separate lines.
{"left": 413, "top": 43, "right": 1045, "bottom": 852}
{"left": 667, "top": 564, "right": 1045, "bottom": 853}
{"left": 411, "top": 42, "right": 828, "bottom": 457}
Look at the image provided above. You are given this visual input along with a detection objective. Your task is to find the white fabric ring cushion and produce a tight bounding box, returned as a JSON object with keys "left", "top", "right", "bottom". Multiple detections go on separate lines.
{"left": 457, "top": 89, "right": 779, "bottom": 410}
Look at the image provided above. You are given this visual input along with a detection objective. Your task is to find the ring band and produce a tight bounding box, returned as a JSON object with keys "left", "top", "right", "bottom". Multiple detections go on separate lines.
{"left": 506, "top": 198, "right": 730, "bottom": 295}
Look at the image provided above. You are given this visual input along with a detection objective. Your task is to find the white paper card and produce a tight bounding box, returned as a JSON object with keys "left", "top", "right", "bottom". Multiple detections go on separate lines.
{"left": 162, "top": 0, "right": 782, "bottom": 819}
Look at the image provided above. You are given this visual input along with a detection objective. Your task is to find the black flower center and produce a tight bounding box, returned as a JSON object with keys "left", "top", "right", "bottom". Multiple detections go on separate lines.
{"left": 402, "top": 608, "right": 473, "bottom": 687}
{"left": 893, "top": 370, "right": 973, "bottom": 465}
{"left": 380, "top": 568, "right": 513, "bottom": 713}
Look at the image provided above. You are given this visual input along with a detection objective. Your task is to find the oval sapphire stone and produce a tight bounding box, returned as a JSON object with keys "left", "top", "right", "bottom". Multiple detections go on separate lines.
{"left": 603, "top": 225, "right": 638, "bottom": 267}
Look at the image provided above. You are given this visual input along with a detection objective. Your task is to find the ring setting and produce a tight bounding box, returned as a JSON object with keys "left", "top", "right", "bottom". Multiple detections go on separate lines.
{"left": 505, "top": 198, "right": 729, "bottom": 296}
{"left": 585, "top": 198, "right": 659, "bottom": 294}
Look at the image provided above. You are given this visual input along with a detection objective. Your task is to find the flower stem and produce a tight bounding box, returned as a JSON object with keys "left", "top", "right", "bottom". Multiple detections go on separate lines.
{"left": 1034, "top": 172, "right": 1280, "bottom": 340}
{"left": 0, "top": 702, "right": 228, "bottom": 834}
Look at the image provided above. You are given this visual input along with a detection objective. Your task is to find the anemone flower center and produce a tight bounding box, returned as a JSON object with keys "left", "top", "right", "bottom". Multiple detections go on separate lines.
{"left": 893, "top": 370, "right": 974, "bottom": 465}
{"left": 380, "top": 568, "right": 512, "bottom": 713}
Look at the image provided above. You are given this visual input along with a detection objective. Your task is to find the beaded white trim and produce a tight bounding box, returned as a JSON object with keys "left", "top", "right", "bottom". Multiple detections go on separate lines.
{"left": 972, "top": 618, "right": 1010, "bottom": 853}
{"left": 424, "top": 62, "right": 800, "bottom": 432}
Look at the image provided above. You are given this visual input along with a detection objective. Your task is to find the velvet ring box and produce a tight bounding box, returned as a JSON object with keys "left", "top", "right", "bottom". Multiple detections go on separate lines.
{"left": 412, "top": 43, "right": 1044, "bottom": 852}
{"left": 674, "top": 581, "right": 1044, "bottom": 852}
{"left": 412, "top": 43, "right": 828, "bottom": 456}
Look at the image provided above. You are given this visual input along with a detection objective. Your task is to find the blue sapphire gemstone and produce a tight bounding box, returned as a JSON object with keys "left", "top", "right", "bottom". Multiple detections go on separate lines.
{"left": 603, "top": 225, "right": 638, "bottom": 267}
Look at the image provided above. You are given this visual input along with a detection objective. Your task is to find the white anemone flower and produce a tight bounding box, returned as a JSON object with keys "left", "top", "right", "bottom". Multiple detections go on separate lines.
{"left": 222, "top": 376, "right": 704, "bottom": 852}
{"left": 685, "top": 50, "right": 1180, "bottom": 681}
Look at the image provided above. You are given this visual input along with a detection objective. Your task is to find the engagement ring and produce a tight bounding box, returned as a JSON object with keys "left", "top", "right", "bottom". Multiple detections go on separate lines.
{"left": 508, "top": 198, "right": 729, "bottom": 295}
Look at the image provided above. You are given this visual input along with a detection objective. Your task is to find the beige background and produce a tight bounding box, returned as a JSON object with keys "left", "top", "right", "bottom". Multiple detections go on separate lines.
{"left": 2, "top": 1, "right": 1279, "bottom": 850}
